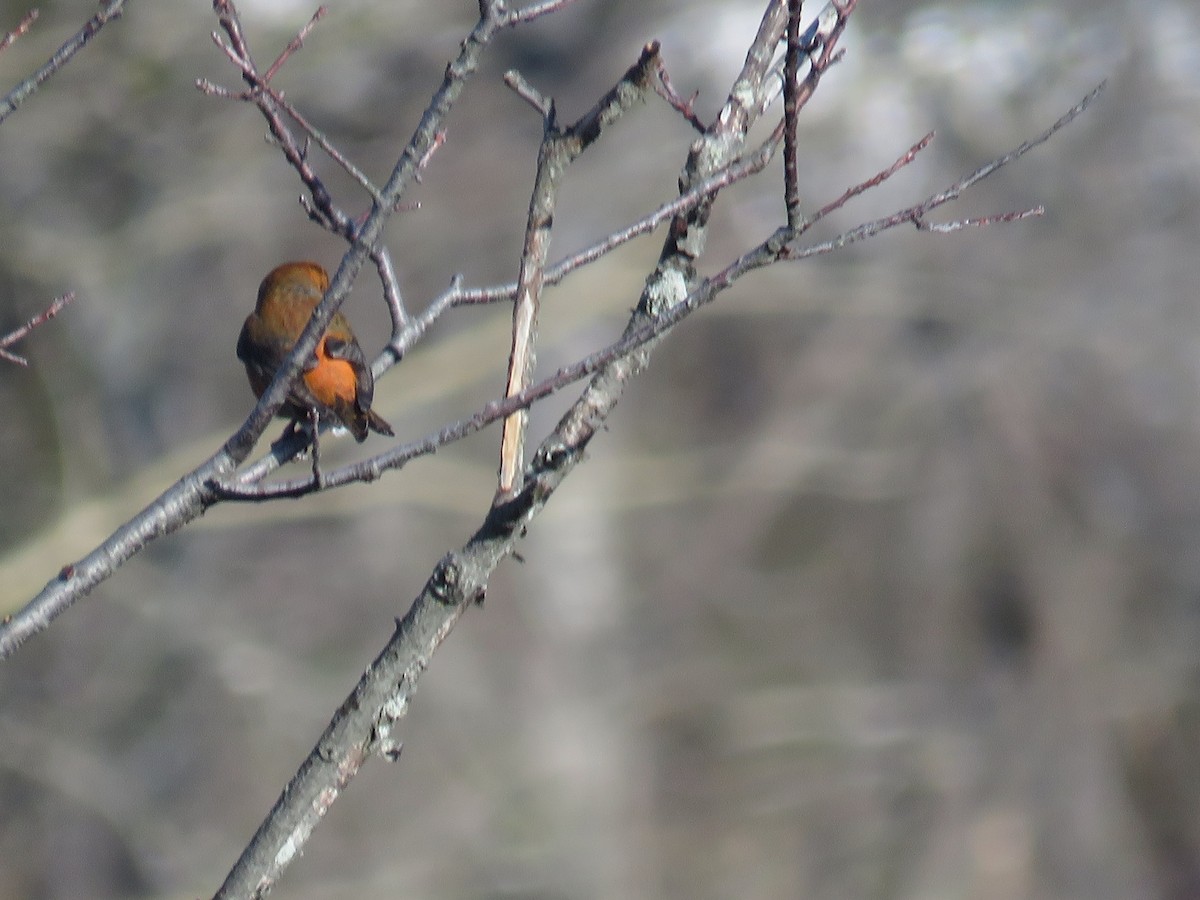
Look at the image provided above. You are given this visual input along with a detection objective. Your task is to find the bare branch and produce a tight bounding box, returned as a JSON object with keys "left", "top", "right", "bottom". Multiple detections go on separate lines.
{"left": 373, "top": 247, "right": 409, "bottom": 345}
{"left": 451, "top": 131, "right": 784, "bottom": 308}
{"left": 800, "top": 130, "right": 935, "bottom": 229}
{"left": 412, "top": 128, "right": 446, "bottom": 179}
{"left": 783, "top": 0, "right": 804, "bottom": 224}
{"left": 262, "top": 5, "right": 327, "bottom": 83}
{"left": 205, "top": 1, "right": 372, "bottom": 238}
{"left": 0, "top": 0, "right": 513, "bottom": 657}
{"left": 0, "top": 9, "right": 38, "bottom": 54}
{"left": 784, "top": 80, "right": 1107, "bottom": 259}
{"left": 504, "top": 0, "right": 586, "bottom": 26}
{"left": 270, "top": 89, "right": 383, "bottom": 205}
{"left": 0, "top": 0, "right": 127, "bottom": 125}
{"left": 0, "top": 3, "right": 1105, "bottom": 891}
{"left": 917, "top": 206, "right": 1045, "bottom": 232}
{"left": 0, "top": 292, "right": 74, "bottom": 367}
{"left": 499, "top": 42, "right": 662, "bottom": 497}
{"left": 211, "top": 6, "right": 806, "bottom": 893}
{"left": 651, "top": 62, "right": 705, "bottom": 132}
{"left": 213, "top": 1, "right": 869, "bottom": 503}
{"left": 931, "top": 79, "right": 1108, "bottom": 199}
{"left": 504, "top": 68, "right": 553, "bottom": 116}
{"left": 212, "top": 74, "right": 1102, "bottom": 504}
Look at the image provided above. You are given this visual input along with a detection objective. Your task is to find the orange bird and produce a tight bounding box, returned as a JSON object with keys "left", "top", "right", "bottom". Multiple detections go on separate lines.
{"left": 237, "top": 261, "right": 394, "bottom": 442}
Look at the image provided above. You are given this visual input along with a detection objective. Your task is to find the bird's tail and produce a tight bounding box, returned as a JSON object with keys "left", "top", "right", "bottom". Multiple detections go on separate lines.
{"left": 366, "top": 408, "right": 394, "bottom": 438}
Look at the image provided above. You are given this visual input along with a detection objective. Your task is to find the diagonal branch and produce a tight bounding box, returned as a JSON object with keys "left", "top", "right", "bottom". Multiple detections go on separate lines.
{"left": 0, "top": 0, "right": 518, "bottom": 659}
{"left": 497, "top": 42, "right": 663, "bottom": 496}
{"left": 210, "top": 79, "right": 1103, "bottom": 506}
{"left": 0, "top": 0, "right": 127, "bottom": 125}
{"left": 782, "top": 79, "right": 1107, "bottom": 258}
{"left": 211, "top": 4, "right": 832, "bottom": 894}
{"left": 0, "top": 292, "right": 74, "bottom": 367}
{"left": 0, "top": 9, "right": 38, "bottom": 54}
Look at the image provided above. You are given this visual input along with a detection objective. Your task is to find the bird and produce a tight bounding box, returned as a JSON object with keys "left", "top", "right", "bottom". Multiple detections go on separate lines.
{"left": 237, "top": 261, "right": 394, "bottom": 442}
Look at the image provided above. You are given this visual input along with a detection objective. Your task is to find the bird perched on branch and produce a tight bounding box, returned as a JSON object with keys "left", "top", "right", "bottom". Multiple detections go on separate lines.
{"left": 237, "top": 261, "right": 393, "bottom": 442}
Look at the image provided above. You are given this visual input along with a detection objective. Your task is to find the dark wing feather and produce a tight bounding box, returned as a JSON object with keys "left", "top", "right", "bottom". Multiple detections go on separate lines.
{"left": 237, "top": 313, "right": 323, "bottom": 418}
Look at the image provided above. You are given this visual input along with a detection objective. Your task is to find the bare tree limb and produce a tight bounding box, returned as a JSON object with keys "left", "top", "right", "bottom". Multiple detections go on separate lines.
{"left": 498, "top": 42, "right": 663, "bottom": 496}
{"left": 781, "top": 78, "right": 1107, "bottom": 259}
{"left": 783, "top": 0, "right": 805, "bottom": 225}
{"left": 450, "top": 129, "right": 785, "bottom": 308}
{"left": 0, "top": 1, "right": 1103, "bottom": 675}
{"left": 0, "top": 1, "right": 1106, "bottom": 895}
{"left": 0, "top": 0, "right": 127, "bottom": 125}
{"left": 210, "top": 81, "right": 1105, "bottom": 504}
{"left": 0, "top": 0, "right": 515, "bottom": 657}
{"left": 211, "top": 4, "right": 850, "bottom": 894}
{"left": 0, "top": 292, "right": 74, "bottom": 367}
{"left": 0, "top": 9, "right": 38, "bottom": 54}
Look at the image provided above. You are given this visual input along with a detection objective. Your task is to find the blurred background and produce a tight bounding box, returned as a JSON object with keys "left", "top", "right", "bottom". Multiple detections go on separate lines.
{"left": 0, "top": 0, "right": 1197, "bottom": 897}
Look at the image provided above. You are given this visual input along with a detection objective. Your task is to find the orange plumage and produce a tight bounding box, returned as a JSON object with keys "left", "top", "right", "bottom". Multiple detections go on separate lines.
{"left": 237, "top": 261, "right": 393, "bottom": 442}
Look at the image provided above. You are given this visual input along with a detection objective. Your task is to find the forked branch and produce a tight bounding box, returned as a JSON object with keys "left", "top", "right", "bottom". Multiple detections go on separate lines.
{"left": 0, "top": 11, "right": 1105, "bottom": 898}
{"left": 0, "top": 292, "right": 75, "bottom": 367}
{"left": 0, "top": 0, "right": 127, "bottom": 125}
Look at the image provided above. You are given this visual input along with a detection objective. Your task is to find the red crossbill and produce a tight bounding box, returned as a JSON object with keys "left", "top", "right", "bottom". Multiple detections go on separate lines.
{"left": 237, "top": 261, "right": 393, "bottom": 442}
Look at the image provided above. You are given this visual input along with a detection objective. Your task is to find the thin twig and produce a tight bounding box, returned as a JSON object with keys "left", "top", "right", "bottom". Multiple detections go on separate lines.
{"left": 373, "top": 247, "right": 409, "bottom": 347}
{"left": 0, "top": 0, "right": 126, "bottom": 125}
{"left": 262, "top": 5, "right": 326, "bottom": 83}
{"left": 0, "top": 9, "right": 38, "bottom": 54}
{"left": 917, "top": 207, "right": 1044, "bottom": 231}
{"left": 783, "top": 80, "right": 1107, "bottom": 260}
{"left": 203, "top": 2, "right": 375, "bottom": 232}
{"left": 201, "top": 1, "right": 411, "bottom": 365}
{"left": 0, "top": 292, "right": 74, "bottom": 366}
{"left": 783, "top": 0, "right": 803, "bottom": 226}
{"left": 652, "top": 63, "right": 705, "bottom": 132}
{"left": 504, "top": 0, "right": 585, "bottom": 26}
{"left": 798, "top": 131, "right": 935, "bottom": 232}
{"left": 413, "top": 128, "right": 446, "bottom": 179}
{"left": 269, "top": 89, "right": 383, "bottom": 205}
{"left": 451, "top": 128, "right": 784, "bottom": 308}
{"left": 504, "top": 69, "right": 553, "bottom": 117}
